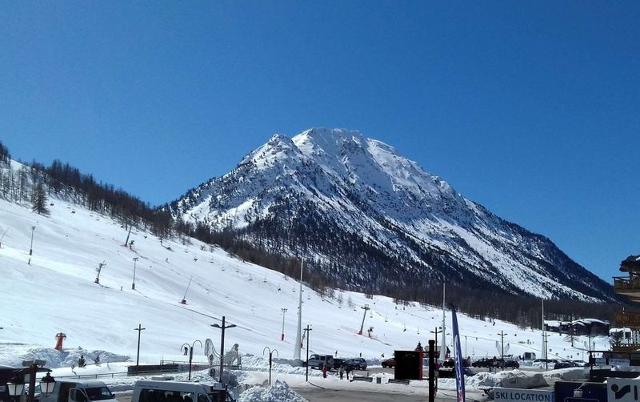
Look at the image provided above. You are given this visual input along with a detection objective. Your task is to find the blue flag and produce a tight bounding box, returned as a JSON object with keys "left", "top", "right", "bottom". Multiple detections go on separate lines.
{"left": 452, "top": 307, "right": 466, "bottom": 402}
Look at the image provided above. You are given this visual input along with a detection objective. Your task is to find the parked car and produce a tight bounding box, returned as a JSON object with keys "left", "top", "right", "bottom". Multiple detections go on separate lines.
{"left": 381, "top": 358, "right": 396, "bottom": 368}
{"left": 306, "top": 354, "right": 334, "bottom": 370}
{"left": 132, "top": 379, "right": 233, "bottom": 402}
{"left": 471, "top": 358, "right": 518, "bottom": 369}
{"left": 442, "top": 358, "right": 470, "bottom": 368}
{"left": 554, "top": 360, "right": 580, "bottom": 370}
{"left": 471, "top": 358, "right": 494, "bottom": 368}
{"left": 345, "top": 358, "right": 367, "bottom": 370}
{"left": 500, "top": 359, "right": 520, "bottom": 369}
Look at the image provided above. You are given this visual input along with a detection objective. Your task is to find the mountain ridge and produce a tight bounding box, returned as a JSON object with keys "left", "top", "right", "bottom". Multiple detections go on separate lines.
{"left": 170, "top": 128, "right": 615, "bottom": 303}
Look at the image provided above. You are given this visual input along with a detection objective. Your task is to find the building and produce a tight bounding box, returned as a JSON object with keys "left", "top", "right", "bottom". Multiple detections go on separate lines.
{"left": 612, "top": 255, "right": 640, "bottom": 351}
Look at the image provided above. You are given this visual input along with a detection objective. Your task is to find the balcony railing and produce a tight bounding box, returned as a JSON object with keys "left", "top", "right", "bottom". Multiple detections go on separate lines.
{"left": 614, "top": 276, "right": 640, "bottom": 294}
{"left": 616, "top": 311, "right": 640, "bottom": 328}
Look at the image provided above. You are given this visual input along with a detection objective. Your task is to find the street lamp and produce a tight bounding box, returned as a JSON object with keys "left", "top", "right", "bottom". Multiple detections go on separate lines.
{"left": 212, "top": 316, "right": 236, "bottom": 383}
{"left": 21, "top": 360, "right": 47, "bottom": 402}
{"left": 132, "top": 257, "right": 139, "bottom": 290}
{"left": 40, "top": 372, "right": 56, "bottom": 395}
{"left": 181, "top": 340, "right": 203, "bottom": 381}
{"left": 280, "top": 308, "right": 287, "bottom": 341}
{"left": 6, "top": 376, "right": 25, "bottom": 400}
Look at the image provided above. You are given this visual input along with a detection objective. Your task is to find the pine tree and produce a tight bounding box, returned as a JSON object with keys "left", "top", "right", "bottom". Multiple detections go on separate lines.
{"left": 31, "top": 182, "right": 49, "bottom": 215}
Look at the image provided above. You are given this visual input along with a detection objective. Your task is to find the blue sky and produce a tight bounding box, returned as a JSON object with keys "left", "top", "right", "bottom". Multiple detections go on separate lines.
{"left": 0, "top": 1, "right": 638, "bottom": 280}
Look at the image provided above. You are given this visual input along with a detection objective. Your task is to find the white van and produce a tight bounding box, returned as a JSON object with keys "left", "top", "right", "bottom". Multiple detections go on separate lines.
{"left": 39, "top": 380, "right": 118, "bottom": 402}
{"left": 131, "top": 380, "right": 232, "bottom": 402}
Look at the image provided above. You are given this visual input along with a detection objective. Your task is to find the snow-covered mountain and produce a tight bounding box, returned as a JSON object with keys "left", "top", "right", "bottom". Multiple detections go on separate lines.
{"left": 171, "top": 128, "right": 614, "bottom": 302}
{"left": 0, "top": 174, "right": 609, "bottom": 367}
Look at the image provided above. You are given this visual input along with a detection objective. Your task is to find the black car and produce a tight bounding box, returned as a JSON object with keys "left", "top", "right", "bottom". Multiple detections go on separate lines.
{"left": 345, "top": 357, "right": 367, "bottom": 370}
{"left": 554, "top": 361, "right": 579, "bottom": 370}
{"left": 471, "top": 358, "right": 519, "bottom": 369}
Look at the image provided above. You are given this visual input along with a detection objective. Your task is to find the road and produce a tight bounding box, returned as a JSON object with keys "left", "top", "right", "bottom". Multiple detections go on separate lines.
{"left": 117, "top": 386, "right": 483, "bottom": 402}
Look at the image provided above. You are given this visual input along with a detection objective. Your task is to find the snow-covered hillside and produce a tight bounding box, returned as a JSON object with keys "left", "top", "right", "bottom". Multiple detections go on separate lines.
{"left": 172, "top": 128, "right": 613, "bottom": 302}
{"left": 0, "top": 195, "right": 606, "bottom": 367}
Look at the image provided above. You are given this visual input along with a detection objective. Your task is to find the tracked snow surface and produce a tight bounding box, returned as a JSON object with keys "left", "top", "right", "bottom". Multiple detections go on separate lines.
{"left": 0, "top": 169, "right": 608, "bottom": 367}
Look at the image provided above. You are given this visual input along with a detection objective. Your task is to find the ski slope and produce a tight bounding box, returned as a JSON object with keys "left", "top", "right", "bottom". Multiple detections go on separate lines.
{"left": 0, "top": 197, "right": 607, "bottom": 367}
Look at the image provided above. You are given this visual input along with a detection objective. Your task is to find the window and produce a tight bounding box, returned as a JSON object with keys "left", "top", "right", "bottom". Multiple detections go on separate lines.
{"left": 85, "top": 387, "right": 114, "bottom": 401}
{"left": 139, "top": 389, "right": 197, "bottom": 402}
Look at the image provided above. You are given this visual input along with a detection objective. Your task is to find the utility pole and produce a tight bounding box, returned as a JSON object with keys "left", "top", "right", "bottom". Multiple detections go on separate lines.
{"left": 281, "top": 308, "right": 287, "bottom": 341}
{"left": 441, "top": 282, "right": 446, "bottom": 360}
{"left": 294, "top": 259, "right": 304, "bottom": 361}
{"left": 430, "top": 327, "right": 442, "bottom": 360}
{"left": 134, "top": 324, "right": 145, "bottom": 366}
{"left": 212, "top": 316, "right": 236, "bottom": 383}
{"left": 358, "top": 304, "right": 371, "bottom": 335}
{"left": 428, "top": 339, "right": 436, "bottom": 402}
{"left": 541, "top": 299, "right": 547, "bottom": 369}
{"left": 303, "top": 325, "right": 312, "bottom": 382}
{"left": 132, "top": 257, "right": 139, "bottom": 290}
{"left": 498, "top": 330, "right": 507, "bottom": 366}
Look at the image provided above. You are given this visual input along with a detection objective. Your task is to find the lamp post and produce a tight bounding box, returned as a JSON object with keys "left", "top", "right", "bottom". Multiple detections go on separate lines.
{"left": 280, "top": 308, "right": 287, "bottom": 341}
{"left": 212, "top": 316, "right": 236, "bottom": 383}
{"left": 303, "top": 325, "right": 312, "bottom": 382}
{"left": 132, "top": 257, "right": 139, "bottom": 290}
{"left": 262, "top": 347, "right": 279, "bottom": 386}
{"left": 21, "top": 360, "right": 48, "bottom": 402}
{"left": 134, "top": 324, "right": 146, "bottom": 366}
{"left": 358, "top": 304, "right": 370, "bottom": 335}
{"left": 181, "top": 340, "right": 203, "bottom": 381}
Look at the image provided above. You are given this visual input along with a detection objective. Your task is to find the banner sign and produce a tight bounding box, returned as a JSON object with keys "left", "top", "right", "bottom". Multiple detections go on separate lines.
{"left": 452, "top": 307, "right": 465, "bottom": 402}
{"left": 494, "top": 388, "right": 554, "bottom": 402}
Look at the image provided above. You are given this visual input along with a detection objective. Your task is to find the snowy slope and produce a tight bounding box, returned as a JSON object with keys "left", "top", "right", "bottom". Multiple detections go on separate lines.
{"left": 0, "top": 191, "right": 606, "bottom": 367}
{"left": 171, "top": 128, "right": 613, "bottom": 302}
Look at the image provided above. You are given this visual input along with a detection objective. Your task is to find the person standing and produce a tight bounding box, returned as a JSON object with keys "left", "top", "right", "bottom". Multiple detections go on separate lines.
{"left": 339, "top": 365, "right": 344, "bottom": 380}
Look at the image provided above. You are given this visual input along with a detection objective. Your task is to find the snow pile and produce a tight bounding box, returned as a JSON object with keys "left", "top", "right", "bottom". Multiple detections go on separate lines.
{"left": 440, "top": 370, "right": 547, "bottom": 390}
{"left": 0, "top": 345, "right": 128, "bottom": 369}
{"left": 240, "top": 355, "right": 312, "bottom": 376}
{"left": 542, "top": 367, "right": 589, "bottom": 383}
{"left": 238, "top": 380, "right": 306, "bottom": 402}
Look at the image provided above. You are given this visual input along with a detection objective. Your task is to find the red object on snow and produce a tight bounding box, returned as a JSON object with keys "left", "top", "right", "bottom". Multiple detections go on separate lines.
{"left": 55, "top": 332, "right": 67, "bottom": 351}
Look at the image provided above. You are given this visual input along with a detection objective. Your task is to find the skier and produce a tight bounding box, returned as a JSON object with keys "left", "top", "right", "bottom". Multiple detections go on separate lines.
{"left": 78, "top": 355, "right": 86, "bottom": 368}
{"left": 322, "top": 363, "right": 328, "bottom": 378}
{"left": 345, "top": 365, "right": 351, "bottom": 381}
